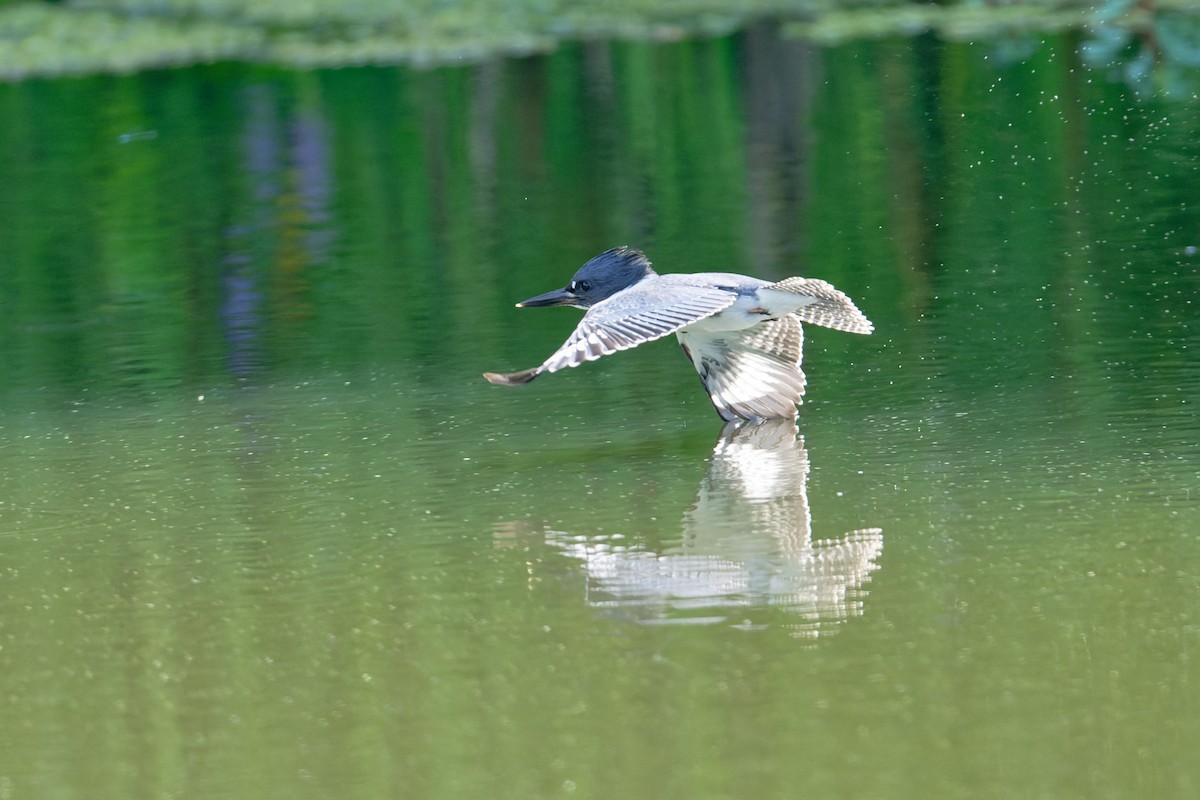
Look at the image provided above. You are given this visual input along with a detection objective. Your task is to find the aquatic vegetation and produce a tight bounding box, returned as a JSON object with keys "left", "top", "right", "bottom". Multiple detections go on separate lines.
{"left": 0, "top": 0, "right": 815, "bottom": 79}
{"left": 0, "top": 0, "right": 1197, "bottom": 99}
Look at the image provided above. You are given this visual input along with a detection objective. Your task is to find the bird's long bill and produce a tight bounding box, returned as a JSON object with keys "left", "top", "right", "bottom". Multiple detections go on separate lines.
{"left": 516, "top": 286, "right": 577, "bottom": 308}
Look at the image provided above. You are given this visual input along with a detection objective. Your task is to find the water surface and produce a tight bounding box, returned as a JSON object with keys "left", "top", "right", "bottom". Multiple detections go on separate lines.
{"left": 1, "top": 27, "right": 1198, "bottom": 800}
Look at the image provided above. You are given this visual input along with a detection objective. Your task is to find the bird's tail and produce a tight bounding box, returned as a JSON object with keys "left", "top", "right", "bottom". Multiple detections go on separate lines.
{"left": 768, "top": 278, "right": 874, "bottom": 334}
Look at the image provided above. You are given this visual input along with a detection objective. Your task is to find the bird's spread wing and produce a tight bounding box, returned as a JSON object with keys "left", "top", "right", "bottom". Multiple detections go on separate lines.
{"left": 766, "top": 278, "right": 874, "bottom": 334}
{"left": 678, "top": 314, "right": 807, "bottom": 422}
{"left": 484, "top": 282, "right": 737, "bottom": 386}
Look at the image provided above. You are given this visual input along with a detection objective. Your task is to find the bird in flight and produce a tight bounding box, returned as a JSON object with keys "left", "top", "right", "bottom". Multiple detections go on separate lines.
{"left": 484, "top": 247, "right": 873, "bottom": 422}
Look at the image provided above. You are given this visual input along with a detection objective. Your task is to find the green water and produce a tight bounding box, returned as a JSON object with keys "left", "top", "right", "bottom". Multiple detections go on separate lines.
{"left": 2, "top": 28, "right": 1199, "bottom": 800}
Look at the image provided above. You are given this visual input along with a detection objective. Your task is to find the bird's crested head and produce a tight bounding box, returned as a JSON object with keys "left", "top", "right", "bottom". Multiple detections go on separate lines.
{"left": 567, "top": 246, "right": 657, "bottom": 307}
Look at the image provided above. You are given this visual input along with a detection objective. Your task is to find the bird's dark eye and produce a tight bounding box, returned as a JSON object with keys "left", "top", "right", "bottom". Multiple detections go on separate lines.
{"left": 578, "top": 280, "right": 592, "bottom": 293}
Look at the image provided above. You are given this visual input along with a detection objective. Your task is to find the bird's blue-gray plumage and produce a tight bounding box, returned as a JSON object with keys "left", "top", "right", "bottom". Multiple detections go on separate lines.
{"left": 484, "top": 247, "right": 873, "bottom": 421}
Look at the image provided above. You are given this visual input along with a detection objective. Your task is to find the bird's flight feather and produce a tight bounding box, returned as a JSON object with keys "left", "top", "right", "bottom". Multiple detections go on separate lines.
{"left": 678, "top": 315, "right": 806, "bottom": 422}
{"left": 766, "top": 278, "right": 874, "bottom": 334}
{"left": 483, "top": 282, "right": 737, "bottom": 385}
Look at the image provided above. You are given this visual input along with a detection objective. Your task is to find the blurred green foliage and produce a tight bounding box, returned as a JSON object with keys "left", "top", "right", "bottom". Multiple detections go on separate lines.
{"left": 2, "top": 0, "right": 1199, "bottom": 97}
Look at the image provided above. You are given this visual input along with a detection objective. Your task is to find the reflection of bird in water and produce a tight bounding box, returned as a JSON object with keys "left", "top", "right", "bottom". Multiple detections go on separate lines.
{"left": 546, "top": 420, "right": 883, "bottom": 639}
{"left": 485, "top": 247, "right": 872, "bottom": 421}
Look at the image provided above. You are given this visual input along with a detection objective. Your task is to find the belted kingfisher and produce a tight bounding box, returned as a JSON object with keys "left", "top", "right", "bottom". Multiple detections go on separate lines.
{"left": 484, "top": 247, "right": 873, "bottom": 422}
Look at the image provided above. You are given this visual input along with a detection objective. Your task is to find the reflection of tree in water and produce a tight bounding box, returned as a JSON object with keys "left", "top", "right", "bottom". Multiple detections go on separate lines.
{"left": 546, "top": 420, "right": 883, "bottom": 640}
{"left": 222, "top": 84, "right": 334, "bottom": 382}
